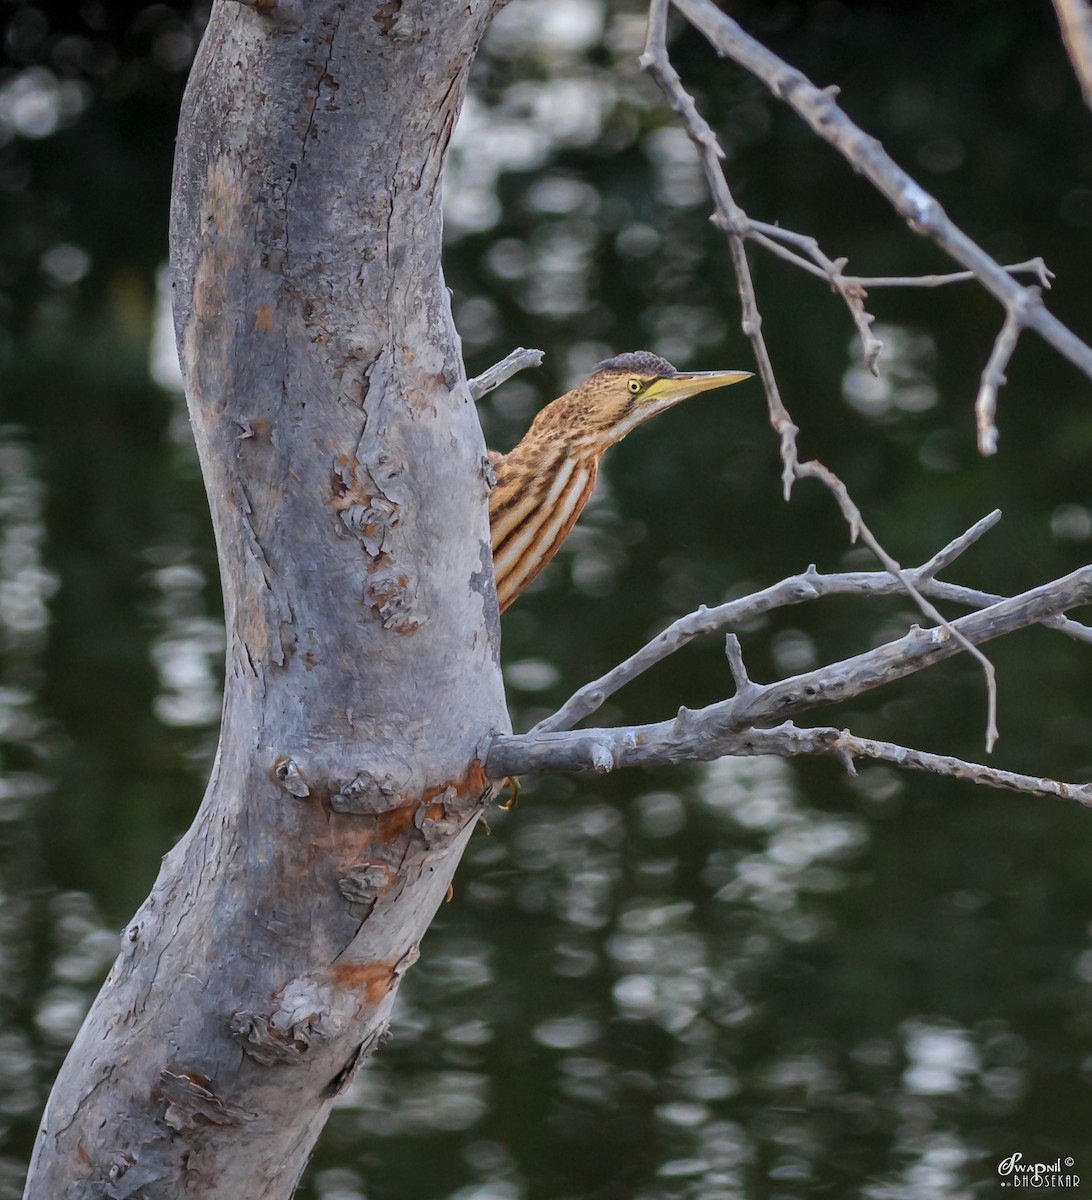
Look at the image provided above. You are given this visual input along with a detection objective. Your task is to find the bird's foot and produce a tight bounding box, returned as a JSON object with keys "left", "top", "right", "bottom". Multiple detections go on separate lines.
{"left": 498, "top": 775, "right": 521, "bottom": 812}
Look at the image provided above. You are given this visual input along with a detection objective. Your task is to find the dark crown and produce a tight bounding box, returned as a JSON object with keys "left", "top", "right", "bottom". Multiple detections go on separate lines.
{"left": 595, "top": 350, "right": 677, "bottom": 377}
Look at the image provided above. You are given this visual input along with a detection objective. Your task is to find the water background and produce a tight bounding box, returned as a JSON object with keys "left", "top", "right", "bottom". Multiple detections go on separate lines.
{"left": 2, "top": 2, "right": 1092, "bottom": 1196}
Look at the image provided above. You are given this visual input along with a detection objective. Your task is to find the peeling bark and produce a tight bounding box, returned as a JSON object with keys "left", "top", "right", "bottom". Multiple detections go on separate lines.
{"left": 24, "top": 3, "right": 508, "bottom": 1196}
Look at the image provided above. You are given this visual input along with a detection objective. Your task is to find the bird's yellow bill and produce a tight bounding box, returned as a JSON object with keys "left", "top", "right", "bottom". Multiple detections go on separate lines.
{"left": 643, "top": 370, "right": 753, "bottom": 405}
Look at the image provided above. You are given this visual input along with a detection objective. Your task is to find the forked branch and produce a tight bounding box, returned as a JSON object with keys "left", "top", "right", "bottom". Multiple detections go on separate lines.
{"left": 468, "top": 347, "right": 544, "bottom": 401}
{"left": 640, "top": 0, "right": 1003, "bottom": 749}
{"left": 487, "top": 565, "right": 1092, "bottom": 788}
{"left": 489, "top": 9, "right": 1092, "bottom": 811}
{"left": 533, "top": 512, "right": 1092, "bottom": 736}
{"left": 670, "top": 0, "right": 1092, "bottom": 441}
{"left": 738, "top": 724, "right": 1092, "bottom": 808}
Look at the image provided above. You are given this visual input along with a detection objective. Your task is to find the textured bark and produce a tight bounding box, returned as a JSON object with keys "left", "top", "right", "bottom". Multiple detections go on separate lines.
{"left": 24, "top": 2, "right": 508, "bottom": 1196}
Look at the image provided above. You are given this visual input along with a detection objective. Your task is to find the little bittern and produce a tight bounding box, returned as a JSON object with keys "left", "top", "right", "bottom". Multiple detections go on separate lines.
{"left": 489, "top": 351, "right": 751, "bottom": 612}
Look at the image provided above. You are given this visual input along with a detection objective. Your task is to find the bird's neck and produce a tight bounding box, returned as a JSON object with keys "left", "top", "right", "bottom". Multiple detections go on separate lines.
{"left": 489, "top": 425, "right": 604, "bottom": 612}
{"left": 500, "top": 422, "right": 604, "bottom": 479}
{"left": 521, "top": 383, "right": 621, "bottom": 453}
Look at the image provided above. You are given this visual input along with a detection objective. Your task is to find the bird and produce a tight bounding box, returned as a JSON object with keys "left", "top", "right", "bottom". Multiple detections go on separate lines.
{"left": 488, "top": 351, "right": 751, "bottom": 612}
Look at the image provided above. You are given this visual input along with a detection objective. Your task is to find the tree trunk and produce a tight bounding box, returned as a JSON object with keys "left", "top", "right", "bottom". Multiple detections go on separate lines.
{"left": 24, "top": 2, "right": 507, "bottom": 1195}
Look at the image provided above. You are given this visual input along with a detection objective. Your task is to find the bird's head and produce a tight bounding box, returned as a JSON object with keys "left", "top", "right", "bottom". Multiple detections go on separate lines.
{"left": 559, "top": 351, "right": 752, "bottom": 448}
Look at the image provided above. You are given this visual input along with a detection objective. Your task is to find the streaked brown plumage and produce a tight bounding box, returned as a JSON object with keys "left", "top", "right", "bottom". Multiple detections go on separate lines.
{"left": 489, "top": 351, "right": 751, "bottom": 612}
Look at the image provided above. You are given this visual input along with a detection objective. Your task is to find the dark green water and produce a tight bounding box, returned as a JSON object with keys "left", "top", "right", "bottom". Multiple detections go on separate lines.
{"left": 2, "top": 2, "right": 1092, "bottom": 1197}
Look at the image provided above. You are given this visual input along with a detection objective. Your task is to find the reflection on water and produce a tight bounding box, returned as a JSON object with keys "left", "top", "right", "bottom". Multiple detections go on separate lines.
{"left": 303, "top": 724, "right": 1089, "bottom": 1195}
{"left": 146, "top": 559, "right": 223, "bottom": 729}
{"left": 842, "top": 324, "right": 939, "bottom": 423}
{"left": 0, "top": 432, "right": 71, "bottom": 1199}
{"left": 0, "top": 66, "right": 88, "bottom": 141}
{"left": 305, "top": 752, "right": 1057, "bottom": 1198}
{"left": 4, "top": 1, "right": 1092, "bottom": 1197}
{"left": 0, "top": 433, "right": 56, "bottom": 677}
{"left": 446, "top": 0, "right": 612, "bottom": 237}
{"left": 33, "top": 892, "right": 116, "bottom": 1049}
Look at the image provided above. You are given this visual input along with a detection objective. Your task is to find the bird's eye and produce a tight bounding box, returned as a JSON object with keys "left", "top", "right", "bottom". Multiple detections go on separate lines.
{"left": 627, "top": 378, "right": 641, "bottom": 394}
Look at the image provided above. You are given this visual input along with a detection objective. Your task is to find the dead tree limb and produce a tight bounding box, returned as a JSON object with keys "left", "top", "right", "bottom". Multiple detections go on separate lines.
{"left": 24, "top": 8, "right": 1092, "bottom": 1196}
{"left": 468, "top": 347, "right": 545, "bottom": 401}
{"left": 742, "top": 724, "right": 1092, "bottom": 808}
{"left": 487, "top": 565, "right": 1092, "bottom": 783}
{"left": 670, "top": 0, "right": 1092, "bottom": 424}
{"left": 641, "top": 0, "right": 1002, "bottom": 749}
{"left": 533, "top": 512, "right": 1092, "bottom": 736}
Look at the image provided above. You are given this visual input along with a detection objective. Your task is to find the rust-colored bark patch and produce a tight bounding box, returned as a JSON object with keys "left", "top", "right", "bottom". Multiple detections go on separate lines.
{"left": 332, "top": 760, "right": 495, "bottom": 855}
{"left": 420, "top": 759, "right": 490, "bottom": 806}
{"left": 255, "top": 303, "right": 274, "bottom": 330}
{"left": 374, "top": 800, "right": 418, "bottom": 843}
{"left": 464, "top": 758, "right": 491, "bottom": 798}
{"left": 329, "top": 960, "right": 395, "bottom": 1005}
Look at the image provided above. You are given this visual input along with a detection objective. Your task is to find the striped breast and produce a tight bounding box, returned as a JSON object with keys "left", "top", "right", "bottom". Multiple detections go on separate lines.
{"left": 490, "top": 450, "right": 600, "bottom": 612}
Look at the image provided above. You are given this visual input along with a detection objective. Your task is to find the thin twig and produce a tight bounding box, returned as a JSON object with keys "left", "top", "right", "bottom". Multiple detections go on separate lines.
{"left": 723, "top": 633, "right": 752, "bottom": 694}
{"left": 916, "top": 509, "right": 1001, "bottom": 578}
{"left": 671, "top": 0, "right": 1092, "bottom": 385}
{"left": 747, "top": 229, "right": 832, "bottom": 281}
{"left": 975, "top": 300, "right": 1031, "bottom": 456}
{"left": 750, "top": 224, "right": 1054, "bottom": 291}
{"left": 850, "top": 259, "right": 1054, "bottom": 289}
{"left": 467, "top": 347, "right": 544, "bottom": 402}
{"left": 641, "top": 8, "right": 1002, "bottom": 751}
{"left": 742, "top": 723, "right": 1092, "bottom": 808}
{"left": 742, "top": 221, "right": 883, "bottom": 372}
{"left": 488, "top": 565, "right": 1092, "bottom": 779}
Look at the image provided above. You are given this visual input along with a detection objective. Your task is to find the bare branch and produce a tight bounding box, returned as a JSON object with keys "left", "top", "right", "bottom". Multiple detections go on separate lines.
{"left": 745, "top": 227, "right": 829, "bottom": 280}
{"left": 723, "top": 633, "right": 753, "bottom": 695}
{"left": 639, "top": 0, "right": 725, "bottom": 159}
{"left": 849, "top": 259, "right": 1054, "bottom": 290}
{"left": 975, "top": 300, "right": 1030, "bottom": 456}
{"left": 641, "top": 5, "right": 1089, "bottom": 749}
{"left": 1054, "top": 0, "right": 1092, "bottom": 112}
{"left": 468, "top": 347, "right": 544, "bottom": 402}
{"left": 489, "top": 565, "right": 1092, "bottom": 779}
{"left": 534, "top": 516, "right": 1092, "bottom": 736}
{"left": 741, "top": 723, "right": 1092, "bottom": 808}
{"left": 743, "top": 221, "right": 883, "bottom": 372}
{"left": 640, "top": 0, "right": 671, "bottom": 72}
{"left": 671, "top": 0, "right": 1092, "bottom": 385}
{"left": 750, "top": 225, "right": 1054, "bottom": 292}
{"left": 916, "top": 509, "right": 1001, "bottom": 579}
{"left": 788, "top": 461, "right": 1003, "bottom": 748}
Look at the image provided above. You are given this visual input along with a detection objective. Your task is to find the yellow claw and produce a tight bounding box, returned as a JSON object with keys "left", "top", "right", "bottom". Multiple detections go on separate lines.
{"left": 499, "top": 775, "right": 521, "bottom": 812}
